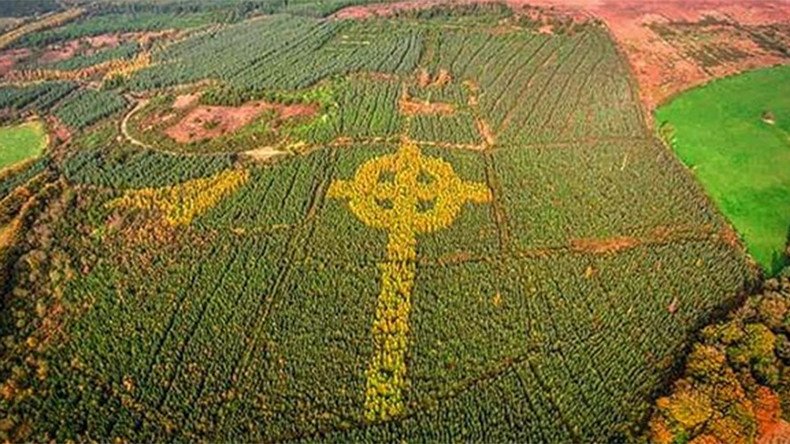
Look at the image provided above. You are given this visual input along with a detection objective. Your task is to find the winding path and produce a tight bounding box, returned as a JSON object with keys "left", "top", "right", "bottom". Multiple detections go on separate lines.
{"left": 120, "top": 96, "right": 151, "bottom": 149}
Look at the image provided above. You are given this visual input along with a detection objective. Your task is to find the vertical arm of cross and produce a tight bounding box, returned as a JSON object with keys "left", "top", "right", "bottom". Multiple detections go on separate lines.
{"left": 364, "top": 255, "right": 415, "bottom": 421}
{"left": 328, "top": 142, "right": 492, "bottom": 423}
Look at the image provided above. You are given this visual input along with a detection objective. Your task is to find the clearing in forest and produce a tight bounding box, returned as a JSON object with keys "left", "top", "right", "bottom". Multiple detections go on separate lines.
{"left": 0, "top": 120, "right": 47, "bottom": 170}
{"left": 164, "top": 100, "right": 318, "bottom": 144}
{"left": 656, "top": 65, "right": 790, "bottom": 275}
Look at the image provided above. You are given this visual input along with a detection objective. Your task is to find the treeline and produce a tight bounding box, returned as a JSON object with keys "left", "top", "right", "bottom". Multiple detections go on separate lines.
{"left": 49, "top": 42, "right": 139, "bottom": 71}
{"left": 0, "top": 0, "right": 61, "bottom": 18}
{"left": 81, "top": 0, "right": 400, "bottom": 19}
{"left": 0, "top": 82, "right": 78, "bottom": 123}
{"left": 53, "top": 89, "right": 127, "bottom": 130}
{"left": 389, "top": 2, "right": 513, "bottom": 20}
{"left": 649, "top": 261, "right": 790, "bottom": 443}
{"left": 63, "top": 147, "right": 235, "bottom": 189}
{"left": 127, "top": 16, "right": 422, "bottom": 94}
{"left": 15, "top": 11, "right": 213, "bottom": 48}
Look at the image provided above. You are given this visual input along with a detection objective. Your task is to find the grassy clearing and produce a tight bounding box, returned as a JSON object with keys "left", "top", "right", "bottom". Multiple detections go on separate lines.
{"left": 656, "top": 65, "right": 790, "bottom": 275}
{"left": 0, "top": 120, "right": 47, "bottom": 171}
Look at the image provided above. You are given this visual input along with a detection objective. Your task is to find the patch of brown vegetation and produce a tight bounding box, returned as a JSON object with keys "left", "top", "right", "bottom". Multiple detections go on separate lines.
{"left": 45, "top": 116, "right": 71, "bottom": 146}
{"left": 475, "top": 118, "right": 495, "bottom": 146}
{"left": 400, "top": 98, "right": 455, "bottom": 116}
{"left": 433, "top": 68, "right": 452, "bottom": 87}
{"left": 332, "top": 0, "right": 451, "bottom": 19}
{"left": 7, "top": 52, "right": 151, "bottom": 83}
{"left": 0, "top": 48, "right": 29, "bottom": 75}
{"left": 755, "top": 386, "right": 784, "bottom": 439}
{"left": 164, "top": 101, "right": 318, "bottom": 144}
{"left": 583, "top": 0, "right": 790, "bottom": 111}
{"left": 358, "top": 71, "right": 401, "bottom": 82}
{"left": 399, "top": 82, "right": 455, "bottom": 116}
{"left": 570, "top": 235, "right": 639, "bottom": 254}
{"left": 417, "top": 68, "right": 431, "bottom": 88}
{"left": 719, "top": 225, "right": 742, "bottom": 249}
{"left": 463, "top": 80, "right": 480, "bottom": 106}
{"left": 759, "top": 420, "right": 790, "bottom": 444}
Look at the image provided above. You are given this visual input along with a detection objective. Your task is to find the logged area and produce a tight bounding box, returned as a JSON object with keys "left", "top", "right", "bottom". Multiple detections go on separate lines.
{"left": 657, "top": 65, "right": 790, "bottom": 276}
{"left": 0, "top": 1, "right": 786, "bottom": 443}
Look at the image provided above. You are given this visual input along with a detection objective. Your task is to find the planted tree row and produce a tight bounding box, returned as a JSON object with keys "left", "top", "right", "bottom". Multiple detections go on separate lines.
{"left": 53, "top": 88, "right": 126, "bottom": 129}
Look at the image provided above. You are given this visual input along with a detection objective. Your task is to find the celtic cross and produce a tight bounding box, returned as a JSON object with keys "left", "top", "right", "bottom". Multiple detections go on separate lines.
{"left": 328, "top": 141, "right": 491, "bottom": 421}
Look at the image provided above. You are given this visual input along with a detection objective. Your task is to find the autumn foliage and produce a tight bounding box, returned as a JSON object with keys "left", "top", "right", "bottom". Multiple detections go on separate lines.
{"left": 107, "top": 169, "right": 249, "bottom": 226}
{"left": 649, "top": 276, "right": 790, "bottom": 443}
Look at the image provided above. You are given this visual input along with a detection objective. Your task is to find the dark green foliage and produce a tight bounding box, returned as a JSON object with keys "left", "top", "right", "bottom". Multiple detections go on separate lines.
{"left": 0, "top": 82, "right": 78, "bottom": 117}
{"left": 76, "top": 0, "right": 401, "bottom": 18}
{"left": 0, "top": 0, "right": 60, "bottom": 17}
{"left": 16, "top": 11, "right": 215, "bottom": 48}
{"left": 0, "top": 6, "right": 761, "bottom": 443}
{"left": 389, "top": 1, "right": 512, "bottom": 21}
{"left": 0, "top": 157, "right": 48, "bottom": 201}
{"left": 198, "top": 150, "right": 331, "bottom": 230}
{"left": 54, "top": 89, "right": 126, "bottom": 129}
{"left": 332, "top": 77, "right": 403, "bottom": 139}
{"left": 129, "top": 16, "right": 422, "bottom": 93}
{"left": 63, "top": 147, "right": 235, "bottom": 188}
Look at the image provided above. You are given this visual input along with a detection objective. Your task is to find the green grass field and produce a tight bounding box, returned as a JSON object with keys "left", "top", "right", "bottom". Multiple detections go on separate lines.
{"left": 656, "top": 65, "right": 790, "bottom": 275}
{"left": 0, "top": 120, "right": 47, "bottom": 170}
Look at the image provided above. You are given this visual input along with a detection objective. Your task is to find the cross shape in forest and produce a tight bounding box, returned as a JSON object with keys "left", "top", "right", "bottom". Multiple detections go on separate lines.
{"left": 328, "top": 140, "right": 492, "bottom": 421}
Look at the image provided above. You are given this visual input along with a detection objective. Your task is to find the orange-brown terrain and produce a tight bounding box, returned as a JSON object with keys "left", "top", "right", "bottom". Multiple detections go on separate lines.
{"left": 164, "top": 99, "right": 318, "bottom": 143}
{"left": 0, "top": 48, "right": 28, "bottom": 75}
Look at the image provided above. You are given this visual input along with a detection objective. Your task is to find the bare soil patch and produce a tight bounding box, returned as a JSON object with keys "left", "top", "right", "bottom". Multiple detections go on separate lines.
{"left": 400, "top": 98, "right": 455, "bottom": 116}
{"left": 38, "top": 41, "right": 81, "bottom": 64}
{"left": 46, "top": 116, "right": 71, "bottom": 145}
{"left": 243, "top": 146, "right": 287, "bottom": 161}
{"left": 475, "top": 118, "right": 495, "bottom": 146}
{"left": 165, "top": 101, "right": 318, "bottom": 144}
{"left": 583, "top": 0, "right": 790, "bottom": 110}
{"left": 32, "top": 31, "right": 174, "bottom": 68}
{"left": 0, "top": 48, "right": 29, "bottom": 75}
{"left": 570, "top": 236, "right": 639, "bottom": 254}
{"left": 172, "top": 93, "right": 200, "bottom": 110}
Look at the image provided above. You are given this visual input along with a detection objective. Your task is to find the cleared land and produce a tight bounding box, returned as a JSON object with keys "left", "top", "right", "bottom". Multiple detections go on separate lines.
{"left": 656, "top": 65, "right": 790, "bottom": 275}
{"left": 0, "top": 120, "right": 46, "bottom": 170}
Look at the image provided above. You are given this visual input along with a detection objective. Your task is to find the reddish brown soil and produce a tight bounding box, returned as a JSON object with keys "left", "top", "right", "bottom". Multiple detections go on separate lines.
{"left": 46, "top": 116, "right": 71, "bottom": 145}
{"left": 164, "top": 101, "right": 317, "bottom": 144}
{"left": 0, "top": 48, "right": 29, "bottom": 75}
{"left": 38, "top": 41, "right": 81, "bottom": 64}
{"left": 172, "top": 93, "right": 201, "bottom": 110}
{"left": 586, "top": 0, "right": 790, "bottom": 111}
{"left": 570, "top": 235, "right": 639, "bottom": 254}
{"left": 30, "top": 31, "right": 173, "bottom": 70}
